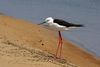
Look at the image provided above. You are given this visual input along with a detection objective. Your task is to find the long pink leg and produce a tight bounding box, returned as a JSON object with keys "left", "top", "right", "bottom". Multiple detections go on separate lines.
{"left": 55, "top": 31, "right": 61, "bottom": 58}
{"left": 59, "top": 31, "right": 63, "bottom": 58}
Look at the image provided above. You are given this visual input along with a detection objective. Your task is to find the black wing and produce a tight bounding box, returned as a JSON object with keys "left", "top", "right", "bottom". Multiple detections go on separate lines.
{"left": 54, "top": 19, "right": 84, "bottom": 27}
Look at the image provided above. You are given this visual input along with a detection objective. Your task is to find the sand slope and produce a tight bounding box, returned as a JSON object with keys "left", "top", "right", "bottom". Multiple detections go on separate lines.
{"left": 0, "top": 15, "right": 100, "bottom": 67}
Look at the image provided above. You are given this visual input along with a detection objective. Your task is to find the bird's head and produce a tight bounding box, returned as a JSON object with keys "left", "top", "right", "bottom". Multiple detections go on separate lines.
{"left": 38, "top": 17, "right": 53, "bottom": 25}
{"left": 45, "top": 17, "right": 53, "bottom": 23}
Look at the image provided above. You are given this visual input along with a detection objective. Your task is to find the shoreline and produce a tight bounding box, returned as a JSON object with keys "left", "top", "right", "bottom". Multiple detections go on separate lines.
{"left": 0, "top": 15, "right": 100, "bottom": 67}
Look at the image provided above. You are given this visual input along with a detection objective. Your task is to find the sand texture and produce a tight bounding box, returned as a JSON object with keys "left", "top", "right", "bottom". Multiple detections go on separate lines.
{"left": 0, "top": 15, "right": 100, "bottom": 67}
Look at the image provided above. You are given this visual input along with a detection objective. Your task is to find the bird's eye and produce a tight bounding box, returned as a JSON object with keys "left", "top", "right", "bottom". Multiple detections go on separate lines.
{"left": 46, "top": 20, "right": 49, "bottom": 22}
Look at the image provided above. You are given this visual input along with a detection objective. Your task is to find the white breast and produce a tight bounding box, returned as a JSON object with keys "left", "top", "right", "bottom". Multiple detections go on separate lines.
{"left": 43, "top": 22, "right": 69, "bottom": 31}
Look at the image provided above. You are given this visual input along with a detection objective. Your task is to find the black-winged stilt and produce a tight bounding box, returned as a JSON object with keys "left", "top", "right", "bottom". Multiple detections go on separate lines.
{"left": 38, "top": 17, "right": 83, "bottom": 59}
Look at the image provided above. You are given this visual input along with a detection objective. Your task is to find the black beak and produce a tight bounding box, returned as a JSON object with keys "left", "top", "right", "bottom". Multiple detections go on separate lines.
{"left": 38, "top": 22, "right": 46, "bottom": 25}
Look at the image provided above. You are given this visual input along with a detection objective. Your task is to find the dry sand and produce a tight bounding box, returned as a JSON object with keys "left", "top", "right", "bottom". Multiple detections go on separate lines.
{"left": 0, "top": 15, "right": 100, "bottom": 67}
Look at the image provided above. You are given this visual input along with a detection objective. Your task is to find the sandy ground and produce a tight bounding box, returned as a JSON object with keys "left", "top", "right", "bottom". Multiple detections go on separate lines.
{"left": 0, "top": 15, "right": 100, "bottom": 67}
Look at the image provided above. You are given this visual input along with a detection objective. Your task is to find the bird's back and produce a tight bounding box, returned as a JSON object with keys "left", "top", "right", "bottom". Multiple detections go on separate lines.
{"left": 54, "top": 19, "right": 84, "bottom": 27}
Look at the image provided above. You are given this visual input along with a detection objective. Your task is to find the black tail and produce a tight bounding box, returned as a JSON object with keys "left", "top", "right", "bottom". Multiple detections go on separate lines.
{"left": 74, "top": 24, "right": 84, "bottom": 27}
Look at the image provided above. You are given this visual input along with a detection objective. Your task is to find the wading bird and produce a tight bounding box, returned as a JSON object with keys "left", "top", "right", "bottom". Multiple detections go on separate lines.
{"left": 38, "top": 17, "right": 83, "bottom": 59}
